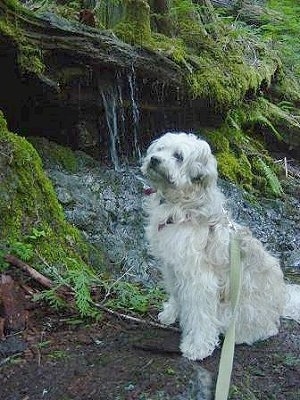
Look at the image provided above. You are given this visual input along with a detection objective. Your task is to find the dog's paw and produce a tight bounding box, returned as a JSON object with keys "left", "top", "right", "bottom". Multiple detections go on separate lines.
{"left": 180, "top": 337, "right": 215, "bottom": 361}
{"left": 158, "top": 310, "right": 176, "bottom": 325}
{"left": 158, "top": 300, "right": 178, "bottom": 325}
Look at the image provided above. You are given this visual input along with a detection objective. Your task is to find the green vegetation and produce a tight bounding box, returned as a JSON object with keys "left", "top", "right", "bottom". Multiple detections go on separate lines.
{"left": 114, "top": 0, "right": 151, "bottom": 44}
{"left": 28, "top": 137, "right": 79, "bottom": 173}
{"left": 113, "top": 0, "right": 280, "bottom": 111}
{"left": 1, "top": 1, "right": 297, "bottom": 195}
{"left": 104, "top": 281, "right": 166, "bottom": 314}
{"left": 0, "top": 110, "right": 104, "bottom": 316}
{"left": 262, "top": 0, "right": 300, "bottom": 80}
{"left": 110, "top": 0, "right": 299, "bottom": 196}
{"left": 205, "top": 97, "right": 287, "bottom": 196}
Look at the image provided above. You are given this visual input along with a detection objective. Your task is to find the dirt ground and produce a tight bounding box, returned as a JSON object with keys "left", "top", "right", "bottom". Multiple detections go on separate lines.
{"left": 0, "top": 304, "right": 299, "bottom": 400}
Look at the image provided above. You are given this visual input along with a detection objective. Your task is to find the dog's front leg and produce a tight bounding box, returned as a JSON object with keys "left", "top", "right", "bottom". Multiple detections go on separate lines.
{"left": 178, "top": 272, "right": 220, "bottom": 361}
{"left": 158, "top": 265, "right": 179, "bottom": 325}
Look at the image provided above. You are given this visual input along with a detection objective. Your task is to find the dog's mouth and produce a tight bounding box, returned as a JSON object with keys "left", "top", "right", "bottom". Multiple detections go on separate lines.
{"left": 145, "top": 162, "right": 173, "bottom": 185}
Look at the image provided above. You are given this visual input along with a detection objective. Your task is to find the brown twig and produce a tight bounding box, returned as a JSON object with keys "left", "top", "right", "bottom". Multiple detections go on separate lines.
{"left": 5, "top": 254, "right": 71, "bottom": 298}
{"left": 94, "top": 302, "right": 181, "bottom": 332}
{"left": 4, "top": 255, "right": 54, "bottom": 290}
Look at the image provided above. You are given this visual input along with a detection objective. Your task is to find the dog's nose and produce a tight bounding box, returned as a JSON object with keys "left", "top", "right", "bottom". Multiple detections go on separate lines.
{"left": 150, "top": 156, "right": 160, "bottom": 168}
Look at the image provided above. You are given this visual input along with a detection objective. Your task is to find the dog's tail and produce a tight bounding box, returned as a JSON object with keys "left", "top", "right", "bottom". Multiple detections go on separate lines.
{"left": 282, "top": 284, "right": 300, "bottom": 323}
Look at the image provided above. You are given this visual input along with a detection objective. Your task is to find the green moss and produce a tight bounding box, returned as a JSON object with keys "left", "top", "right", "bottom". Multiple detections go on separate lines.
{"left": 114, "top": 0, "right": 151, "bottom": 45}
{"left": 0, "top": 110, "right": 102, "bottom": 272}
{"left": 216, "top": 151, "right": 241, "bottom": 183}
{"left": 206, "top": 107, "right": 284, "bottom": 197}
{"left": 169, "top": 0, "right": 209, "bottom": 48}
{"left": 207, "top": 129, "right": 230, "bottom": 153}
{"left": 214, "top": 150, "right": 253, "bottom": 190}
{"left": 229, "top": 97, "right": 300, "bottom": 145}
{"left": 143, "top": 32, "right": 192, "bottom": 71}
{"left": 272, "top": 71, "right": 300, "bottom": 104}
{"left": 113, "top": 0, "right": 280, "bottom": 110}
{"left": 28, "top": 137, "right": 78, "bottom": 173}
{"left": 18, "top": 44, "right": 45, "bottom": 75}
{"left": 186, "top": 40, "right": 278, "bottom": 109}
{"left": 207, "top": 127, "right": 252, "bottom": 189}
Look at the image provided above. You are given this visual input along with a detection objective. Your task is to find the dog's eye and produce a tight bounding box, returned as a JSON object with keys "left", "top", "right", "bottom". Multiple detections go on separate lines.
{"left": 173, "top": 151, "right": 184, "bottom": 162}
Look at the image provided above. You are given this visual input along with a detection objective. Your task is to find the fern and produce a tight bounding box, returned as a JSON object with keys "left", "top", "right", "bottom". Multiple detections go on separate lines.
{"left": 33, "top": 288, "right": 67, "bottom": 310}
{"left": 64, "top": 259, "right": 99, "bottom": 318}
{"left": 70, "top": 269, "right": 94, "bottom": 317}
{"left": 254, "top": 115, "right": 282, "bottom": 141}
{"left": 255, "top": 157, "right": 283, "bottom": 196}
{"left": 27, "top": 228, "right": 46, "bottom": 241}
{"left": 104, "top": 281, "right": 166, "bottom": 314}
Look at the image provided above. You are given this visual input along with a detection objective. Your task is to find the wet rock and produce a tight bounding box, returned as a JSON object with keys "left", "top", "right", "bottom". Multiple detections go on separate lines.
{"left": 56, "top": 187, "right": 74, "bottom": 205}
{"left": 285, "top": 249, "right": 300, "bottom": 269}
{"left": 43, "top": 156, "right": 300, "bottom": 291}
{"left": 46, "top": 164, "right": 157, "bottom": 284}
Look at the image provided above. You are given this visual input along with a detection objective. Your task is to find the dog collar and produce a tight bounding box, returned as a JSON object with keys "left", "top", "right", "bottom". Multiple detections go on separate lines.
{"left": 143, "top": 187, "right": 166, "bottom": 205}
{"left": 143, "top": 187, "right": 156, "bottom": 196}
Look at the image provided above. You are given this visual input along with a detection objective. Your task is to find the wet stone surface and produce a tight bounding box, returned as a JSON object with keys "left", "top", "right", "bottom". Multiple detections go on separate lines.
{"left": 45, "top": 156, "right": 300, "bottom": 282}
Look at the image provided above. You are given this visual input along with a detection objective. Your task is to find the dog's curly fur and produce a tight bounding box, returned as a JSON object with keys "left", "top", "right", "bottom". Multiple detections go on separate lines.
{"left": 141, "top": 132, "right": 300, "bottom": 361}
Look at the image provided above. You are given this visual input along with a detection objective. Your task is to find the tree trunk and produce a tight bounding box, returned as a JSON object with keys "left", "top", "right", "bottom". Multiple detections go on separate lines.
{"left": 150, "top": 0, "right": 173, "bottom": 35}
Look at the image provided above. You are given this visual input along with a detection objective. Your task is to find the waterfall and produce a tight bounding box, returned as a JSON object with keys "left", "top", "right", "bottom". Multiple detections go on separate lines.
{"left": 117, "top": 74, "right": 126, "bottom": 143}
{"left": 128, "top": 67, "right": 141, "bottom": 160}
{"left": 100, "top": 69, "right": 141, "bottom": 167}
{"left": 101, "top": 86, "right": 121, "bottom": 171}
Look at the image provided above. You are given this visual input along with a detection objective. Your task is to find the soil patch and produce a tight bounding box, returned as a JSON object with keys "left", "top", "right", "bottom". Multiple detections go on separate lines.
{"left": 0, "top": 306, "right": 299, "bottom": 400}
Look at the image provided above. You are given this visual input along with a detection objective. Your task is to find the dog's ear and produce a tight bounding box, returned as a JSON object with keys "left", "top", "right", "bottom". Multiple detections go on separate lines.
{"left": 190, "top": 142, "right": 218, "bottom": 186}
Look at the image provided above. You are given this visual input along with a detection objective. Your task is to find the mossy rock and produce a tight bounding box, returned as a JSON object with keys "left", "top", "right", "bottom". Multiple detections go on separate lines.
{"left": 205, "top": 114, "right": 284, "bottom": 197}
{"left": 0, "top": 111, "right": 103, "bottom": 272}
{"left": 28, "top": 136, "right": 79, "bottom": 173}
{"left": 112, "top": 0, "right": 280, "bottom": 110}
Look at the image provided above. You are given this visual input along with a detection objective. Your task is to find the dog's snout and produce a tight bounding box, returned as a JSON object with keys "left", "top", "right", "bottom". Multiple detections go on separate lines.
{"left": 150, "top": 156, "right": 160, "bottom": 168}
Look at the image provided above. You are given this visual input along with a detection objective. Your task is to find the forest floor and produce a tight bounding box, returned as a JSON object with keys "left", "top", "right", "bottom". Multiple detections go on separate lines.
{"left": 0, "top": 302, "right": 299, "bottom": 400}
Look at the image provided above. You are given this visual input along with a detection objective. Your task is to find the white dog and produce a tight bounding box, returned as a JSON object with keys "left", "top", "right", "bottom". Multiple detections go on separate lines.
{"left": 141, "top": 132, "right": 300, "bottom": 361}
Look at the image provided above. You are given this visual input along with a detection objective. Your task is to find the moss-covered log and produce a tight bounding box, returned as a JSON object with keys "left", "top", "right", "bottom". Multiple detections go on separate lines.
{"left": 0, "top": 0, "right": 183, "bottom": 85}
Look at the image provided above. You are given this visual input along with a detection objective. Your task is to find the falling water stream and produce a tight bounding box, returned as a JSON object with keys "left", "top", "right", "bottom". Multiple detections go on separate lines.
{"left": 100, "top": 68, "right": 141, "bottom": 170}
{"left": 100, "top": 85, "right": 121, "bottom": 171}
{"left": 128, "top": 67, "right": 141, "bottom": 159}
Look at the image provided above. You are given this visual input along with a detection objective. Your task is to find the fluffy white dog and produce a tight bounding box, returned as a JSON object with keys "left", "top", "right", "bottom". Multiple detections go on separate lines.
{"left": 141, "top": 132, "right": 300, "bottom": 361}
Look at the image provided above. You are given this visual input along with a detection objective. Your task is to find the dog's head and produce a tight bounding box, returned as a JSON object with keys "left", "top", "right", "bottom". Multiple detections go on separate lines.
{"left": 141, "top": 132, "right": 218, "bottom": 191}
